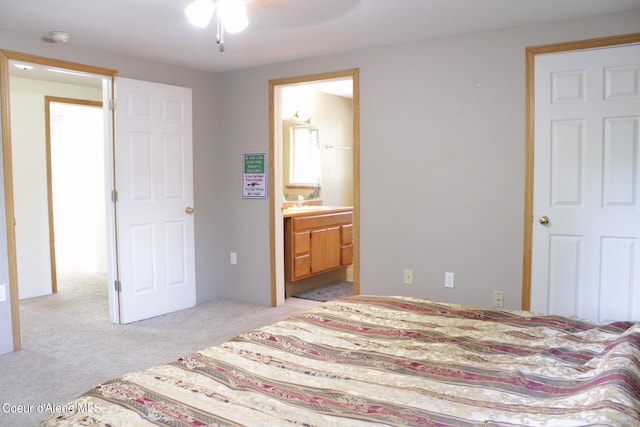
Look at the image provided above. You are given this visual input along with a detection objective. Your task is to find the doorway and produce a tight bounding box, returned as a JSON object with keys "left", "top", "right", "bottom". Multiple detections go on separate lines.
{"left": 521, "top": 33, "right": 640, "bottom": 318}
{"left": 269, "top": 69, "right": 360, "bottom": 306}
{"left": 0, "top": 50, "right": 118, "bottom": 350}
{"left": 2, "top": 51, "right": 198, "bottom": 349}
{"left": 47, "top": 98, "right": 106, "bottom": 291}
{"left": 10, "top": 68, "right": 106, "bottom": 303}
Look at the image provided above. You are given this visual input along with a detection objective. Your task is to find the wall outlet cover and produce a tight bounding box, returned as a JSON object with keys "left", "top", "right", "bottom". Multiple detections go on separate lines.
{"left": 444, "top": 272, "right": 455, "bottom": 288}
{"left": 404, "top": 269, "right": 413, "bottom": 285}
{"left": 493, "top": 290, "right": 504, "bottom": 307}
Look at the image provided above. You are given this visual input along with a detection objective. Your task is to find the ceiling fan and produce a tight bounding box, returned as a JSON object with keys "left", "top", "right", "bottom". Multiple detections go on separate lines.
{"left": 184, "top": 0, "right": 249, "bottom": 52}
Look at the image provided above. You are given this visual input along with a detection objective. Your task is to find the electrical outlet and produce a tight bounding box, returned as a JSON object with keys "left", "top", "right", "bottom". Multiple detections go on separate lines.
{"left": 444, "top": 272, "right": 455, "bottom": 288}
{"left": 230, "top": 252, "right": 237, "bottom": 265}
{"left": 493, "top": 290, "right": 504, "bottom": 307}
{"left": 404, "top": 269, "right": 413, "bottom": 285}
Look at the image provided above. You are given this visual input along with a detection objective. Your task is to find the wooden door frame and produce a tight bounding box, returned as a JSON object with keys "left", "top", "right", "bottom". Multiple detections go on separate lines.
{"left": 521, "top": 33, "right": 640, "bottom": 310}
{"left": 269, "top": 68, "right": 360, "bottom": 306}
{"left": 45, "top": 96, "right": 103, "bottom": 294}
{"left": 0, "top": 49, "right": 117, "bottom": 350}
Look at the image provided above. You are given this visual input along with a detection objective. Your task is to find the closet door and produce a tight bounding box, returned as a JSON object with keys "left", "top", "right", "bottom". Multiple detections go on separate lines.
{"left": 531, "top": 44, "right": 640, "bottom": 322}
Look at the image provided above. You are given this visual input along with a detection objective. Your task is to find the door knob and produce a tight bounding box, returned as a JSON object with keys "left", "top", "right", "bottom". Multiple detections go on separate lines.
{"left": 538, "top": 215, "right": 549, "bottom": 225}
{"left": 185, "top": 207, "right": 194, "bottom": 214}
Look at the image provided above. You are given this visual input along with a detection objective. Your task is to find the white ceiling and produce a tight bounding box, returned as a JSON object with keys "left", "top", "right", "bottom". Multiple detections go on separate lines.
{"left": 2, "top": 0, "right": 640, "bottom": 75}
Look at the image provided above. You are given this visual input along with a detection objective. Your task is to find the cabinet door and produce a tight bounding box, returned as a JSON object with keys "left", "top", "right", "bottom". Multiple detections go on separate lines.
{"left": 311, "top": 226, "right": 341, "bottom": 273}
{"left": 325, "top": 226, "right": 341, "bottom": 269}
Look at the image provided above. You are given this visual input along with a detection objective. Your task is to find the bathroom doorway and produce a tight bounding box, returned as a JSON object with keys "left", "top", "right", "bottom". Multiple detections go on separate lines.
{"left": 269, "top": 69, "right": 360, "bottom": 306}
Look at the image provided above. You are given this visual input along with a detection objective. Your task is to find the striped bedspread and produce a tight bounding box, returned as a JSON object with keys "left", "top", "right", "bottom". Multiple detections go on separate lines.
{"left": 41, "top": 296, "right": 640, "bottom": 426}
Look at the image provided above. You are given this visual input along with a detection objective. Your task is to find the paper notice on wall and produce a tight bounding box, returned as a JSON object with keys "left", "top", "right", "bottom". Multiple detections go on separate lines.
{"left": 242, "top": 153, "right": 267, "bottom": 198}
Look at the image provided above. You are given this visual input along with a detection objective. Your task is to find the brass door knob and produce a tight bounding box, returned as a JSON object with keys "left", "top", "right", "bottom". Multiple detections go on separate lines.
{"left": 538, "top": 215, "right": 549, "bottom": 225}
{"left": 185, "top": 207, "right": 194, "bottom": 214}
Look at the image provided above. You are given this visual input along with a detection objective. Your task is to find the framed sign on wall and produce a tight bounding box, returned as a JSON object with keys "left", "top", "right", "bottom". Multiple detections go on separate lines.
{"left": 242, "top": 152, "right": 268, "bottom": 198}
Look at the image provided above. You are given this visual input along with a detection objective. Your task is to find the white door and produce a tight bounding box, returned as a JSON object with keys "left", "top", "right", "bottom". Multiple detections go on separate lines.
{"left": 531, "top": 44, "right": 640, "bottom": 322}
{"left": 115, "top": 77, "right": 196, "bottom": 324}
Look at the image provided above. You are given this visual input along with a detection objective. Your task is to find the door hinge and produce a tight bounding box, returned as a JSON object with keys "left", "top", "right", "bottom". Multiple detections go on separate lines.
{"left": 110, "top": 98, "right": 117, "bottom": 111}
{"left": 111, "top": 190, "right": 118, "bottom": 203}
{"left": 114, "top": 280, "right": 121, "bottom": 292}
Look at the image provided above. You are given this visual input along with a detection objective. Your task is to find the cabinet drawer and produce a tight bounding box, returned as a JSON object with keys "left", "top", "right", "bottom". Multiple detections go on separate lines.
{"left": 341, "top": 245, "right": 353, "bottom": 266}
{"left": 293, "top": 212, "right": 352, "bottom": 231}
{"left": 293, "top": 231, "right": 309, "bottom": 255}
{"left": 293, "top": 254, "right": 310, "bottom": 279}
{"left": 341, "top": 224, "right": 352, "bottom": 245}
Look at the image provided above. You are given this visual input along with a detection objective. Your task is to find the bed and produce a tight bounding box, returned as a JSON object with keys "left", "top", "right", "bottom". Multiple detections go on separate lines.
{"left": 41, "top": 295, "right": 640, "bottom": 426}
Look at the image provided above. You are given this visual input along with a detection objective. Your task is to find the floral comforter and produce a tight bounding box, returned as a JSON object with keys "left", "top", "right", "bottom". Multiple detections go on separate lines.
{"left": 41, "top": 296, "right": 640, "bottom": 426}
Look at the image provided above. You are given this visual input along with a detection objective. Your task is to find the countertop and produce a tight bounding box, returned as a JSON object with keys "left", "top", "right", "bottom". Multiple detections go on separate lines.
{"left": 282, "top": 206, "right": 353, "bottom": 218}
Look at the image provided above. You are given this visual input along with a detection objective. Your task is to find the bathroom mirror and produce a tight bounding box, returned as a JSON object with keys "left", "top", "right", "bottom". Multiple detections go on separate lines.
{"left": 283, "top": 119, "right": 321, "bottom": 200}
{"left": 280, "top": 77, "right": 354, "bottom": 205}
{"left": 290, "top": 125, "right": 320, "bottom": 185}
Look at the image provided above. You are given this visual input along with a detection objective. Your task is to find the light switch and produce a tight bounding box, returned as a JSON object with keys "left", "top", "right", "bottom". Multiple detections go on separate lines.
{"left": 0, "top": 284, "right": 6, "bottom": 302}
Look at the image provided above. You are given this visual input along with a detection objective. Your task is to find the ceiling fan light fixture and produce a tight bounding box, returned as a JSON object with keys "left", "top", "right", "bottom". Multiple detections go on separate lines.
{"left": 218, "top": 0, "right": 248, "bottom": 33}
{"left": 185, "top": 0, "right": 248, "bottom": 51}
{"left": 185, "top": 0, "right": 215, "bottom": 28}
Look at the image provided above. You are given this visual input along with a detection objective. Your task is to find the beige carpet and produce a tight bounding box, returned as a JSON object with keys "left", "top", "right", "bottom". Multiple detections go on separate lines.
{"left": 0, "top": 271, "right": 318, "bottom": 426}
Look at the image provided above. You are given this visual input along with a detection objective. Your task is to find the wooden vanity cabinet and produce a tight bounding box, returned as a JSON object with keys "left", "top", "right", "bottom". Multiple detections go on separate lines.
{"left": 285, "top": 210, "right": 353, "bottom": 281}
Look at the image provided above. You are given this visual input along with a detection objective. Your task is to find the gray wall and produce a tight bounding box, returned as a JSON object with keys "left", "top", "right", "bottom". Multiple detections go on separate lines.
{"left": 212, "top": 10, "right": 640, "bottom": 307}
{"left": 1, "top": 9, "right": 639, "bottom": 351}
